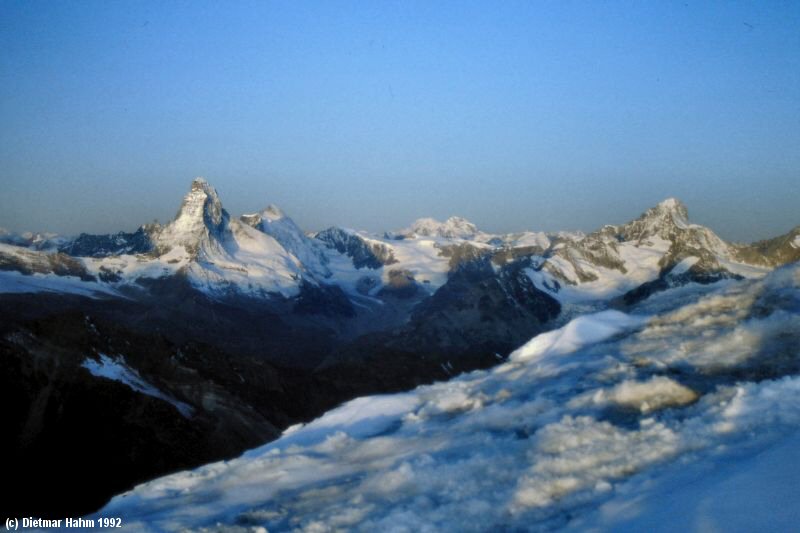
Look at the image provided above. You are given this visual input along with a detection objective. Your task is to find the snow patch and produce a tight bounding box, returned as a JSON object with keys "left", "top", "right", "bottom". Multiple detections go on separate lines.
{"left": 510, "top": 310, "right": 646, "bottom": 362}
{"left": 82, "top": 354, "right": 193, "bottom": 417}
{"left": 668, "top": 256, "right": 698, "bottom": 276}
{"left": 0, "top": 270, "right": 120, "bottom": 298}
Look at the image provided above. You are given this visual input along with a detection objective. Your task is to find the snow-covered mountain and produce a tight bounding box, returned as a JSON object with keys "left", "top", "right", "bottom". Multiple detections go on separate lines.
{"left": 241, "top": 205, "right": 332, "bottom": 278}
{"left": 0, "top": 181, "right": 792, "bottom": 309}
{"left": 0, "top": 227, "right": 68, "bottom": 250}
{"left": 139, "top": 178, "right": 307, "bottom": 297}
{"left": 400, "top": 215, "right": 482, "bottom": 239}
{"left": 92, "top": 262, "right": 800, "bottom": 532}
{"left": 521, "top": 198, "right": 770, "bottom": 304}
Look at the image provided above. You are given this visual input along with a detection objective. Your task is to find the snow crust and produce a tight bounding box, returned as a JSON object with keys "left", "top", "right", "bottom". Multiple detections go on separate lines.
{"left": 93, "top": 263, "right": 800, "bottom": 532}
{"left": 569, "top": 429, "right": 800, "bottom": 532}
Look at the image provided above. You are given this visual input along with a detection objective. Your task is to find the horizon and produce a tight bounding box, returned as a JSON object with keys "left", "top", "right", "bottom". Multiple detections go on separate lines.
{"left": 1, "top": 2, "right": 799, "bottom": 241}
{"left": 1, "top": 176, "right": 795, "bottom": 245}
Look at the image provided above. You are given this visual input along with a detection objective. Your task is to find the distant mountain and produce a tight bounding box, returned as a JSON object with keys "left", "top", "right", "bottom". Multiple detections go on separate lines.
{"left": 59, "top": 224, "right": 159, "bottom": 257}
{"left": 0, "top": 228, "right": 67, "bottom": 250}
{"left": 3, "top": 182, "right": 793, "bottom": 308}
{"left": 401, "top": 216, "right": 481, "bottom": 239}
{"left": 732, "top": 225, "right": 800, "bottom": 267}
{"left": 315, "top": 226, "right": 397, "bottom": 270}
{"left": 520, "top": 198, "right": 764, "bottom": 304}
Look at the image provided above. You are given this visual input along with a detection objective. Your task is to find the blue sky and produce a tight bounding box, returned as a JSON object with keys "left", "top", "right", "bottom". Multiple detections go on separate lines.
{"left": 1, "top": 1, "right": 798, "bottom": 241}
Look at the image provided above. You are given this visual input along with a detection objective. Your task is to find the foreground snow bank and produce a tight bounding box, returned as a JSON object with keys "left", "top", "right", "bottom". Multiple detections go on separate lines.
{"left": 92, "top": 264, "right": 800, "bottom": 532}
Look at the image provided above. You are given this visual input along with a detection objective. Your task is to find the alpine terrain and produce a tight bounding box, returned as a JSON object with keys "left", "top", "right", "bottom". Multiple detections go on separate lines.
{"left": 1, "top": 178, "right": 798, "bottom": 527}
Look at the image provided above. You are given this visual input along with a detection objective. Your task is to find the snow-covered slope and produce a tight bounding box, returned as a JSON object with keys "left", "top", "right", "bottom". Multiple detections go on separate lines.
{"left": 241, "top": 205, "right": 332, "bottom": 279}
{"left": 92, "top": 263, "right": 800, "bottom": 531}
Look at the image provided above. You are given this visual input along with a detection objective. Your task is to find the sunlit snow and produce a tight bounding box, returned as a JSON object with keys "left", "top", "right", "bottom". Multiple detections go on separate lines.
{"left": 92, "top": 263, "right": 800, "bottom": 532}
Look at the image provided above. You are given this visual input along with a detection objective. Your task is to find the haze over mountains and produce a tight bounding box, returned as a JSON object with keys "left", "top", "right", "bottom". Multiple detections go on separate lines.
{"left": 2, "top": 177, "right": 797, "bottom": 305}
{"left": 1, "top": 178, "right": 798, "bottom": 524}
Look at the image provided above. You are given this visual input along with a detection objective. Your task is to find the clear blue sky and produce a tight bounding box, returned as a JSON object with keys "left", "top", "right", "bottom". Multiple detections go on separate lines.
{"left": 1, "top": 1, "right": 798, "bottom": 242}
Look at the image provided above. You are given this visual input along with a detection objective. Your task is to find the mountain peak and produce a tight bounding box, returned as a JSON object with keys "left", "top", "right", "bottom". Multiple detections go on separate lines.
{"left": 241, "top": 205, "right": 288, "bottom": 228}
{"left": 406, "top": 216, "right": 479, "bottom": 239}
{"left": 642, "top": 197, "right": 690, "bottom": 227}
{"left": 262, "top": 204, "right": 286, "bottom": 220}
{"left": 655, "top": 197, "right": 688, "bottom": 218}
{"left": 614, "top": 198, "right": 693, "bottom": 242}
{"left": 657, "top": 197, "right": 683, "bottom": 209}
{"left": 190, "top": 176, "right": 210, "bottom": 191}
{"left": 155, "top": 178, "right": 229, "bottom": 253}
{"left": 178, "top": 178, "right": 224, "bottom": 227}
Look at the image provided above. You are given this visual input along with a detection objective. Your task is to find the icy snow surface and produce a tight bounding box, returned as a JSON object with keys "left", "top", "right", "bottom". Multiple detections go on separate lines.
{"left": 92, "top": 263, "right": 800, "bottom": 532}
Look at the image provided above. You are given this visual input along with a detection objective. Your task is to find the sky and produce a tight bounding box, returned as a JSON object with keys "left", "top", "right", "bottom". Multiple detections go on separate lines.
{"left": 0, "top": 1, "right": 798, "bottom": 242}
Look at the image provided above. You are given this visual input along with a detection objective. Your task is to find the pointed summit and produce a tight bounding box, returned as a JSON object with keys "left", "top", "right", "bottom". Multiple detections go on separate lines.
{"left": 619, "top": 198, "right": 691, "bottom": 241}
{"left": 190, "top": 176, "right": 209, "bottom": 190}
{"left": 653, "top": 198, "right": 689, "bottom": 224}
{"left": 262, "top": 204, "right": 285, "bottom": 220}
{"left": 181, "top": 177, "right": 225, "bottom": 228}
{"left": 155, "top": 178, "right": 230, "bottom": 255}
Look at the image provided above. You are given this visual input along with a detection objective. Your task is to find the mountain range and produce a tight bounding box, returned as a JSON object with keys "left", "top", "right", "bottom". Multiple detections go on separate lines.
{"left": 1, "top": 178, "right": 798, "bottom": 518}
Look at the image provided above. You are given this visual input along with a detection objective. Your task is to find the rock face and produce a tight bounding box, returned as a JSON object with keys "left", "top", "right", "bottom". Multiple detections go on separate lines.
{"left": 316, "top": 226, "right": 397, "bottom": 269}
{"left": 733, "top": 226, "right": 800, "bottom": 267}
{"left": 59, "top": 225, "right": 159, "bottom": 257}
{"left": 154, "top": 177, "right": 230, "bottom": 257}
{"left": 619, "top": 198, "right": 692, "bottom": 241}
{"left": 0, "top": 244, "right": 96, "bottom": 281}
{"left": 405, "top": 255, "right": 561, "bottom": 354}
